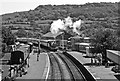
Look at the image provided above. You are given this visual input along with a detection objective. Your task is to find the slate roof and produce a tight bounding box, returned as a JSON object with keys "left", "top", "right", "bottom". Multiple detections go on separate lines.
{"left": 42, "top": 32, "right": 63, "bottom": 38}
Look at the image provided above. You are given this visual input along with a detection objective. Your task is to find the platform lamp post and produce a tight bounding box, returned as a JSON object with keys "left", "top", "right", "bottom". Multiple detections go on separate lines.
{"left": 37, "top": 36, "right": 41, "bottom": 61}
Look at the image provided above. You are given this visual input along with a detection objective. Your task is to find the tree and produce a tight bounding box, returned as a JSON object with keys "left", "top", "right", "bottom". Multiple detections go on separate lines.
{"left": 26, "top": 31, "right": 34, "bottom": 38}
{"left": 14, "top": 28, "right": 28, "bottom": 38}
{"left": 33, "top": 32, "right": 43, "bottom": 39}
{"left": 117, "top": 28, "right": 120, "bottom": 37}
{"left": 92, "top": 28, "right": 115, "bottom": 49}
{"left": 2, "top": 27, "right": 16, "bottom": 45}
{"left": 92, "top": 28, "right": 116, "bottom": 64}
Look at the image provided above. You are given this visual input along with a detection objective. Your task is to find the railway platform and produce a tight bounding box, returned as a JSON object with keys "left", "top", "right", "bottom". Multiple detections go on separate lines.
{"left": 15, "top": 51, "right": 50, "bottom": 80}
{"left": 68, "top": 51, "right": 120, "bottom": 81}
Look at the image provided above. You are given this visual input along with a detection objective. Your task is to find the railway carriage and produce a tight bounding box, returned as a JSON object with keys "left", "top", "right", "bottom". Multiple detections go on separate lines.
{"left": 70, "top": 36, "right": 94, "bottom": 53}
{"left": 70, "top": 36, "right": 83, "bottom": 51}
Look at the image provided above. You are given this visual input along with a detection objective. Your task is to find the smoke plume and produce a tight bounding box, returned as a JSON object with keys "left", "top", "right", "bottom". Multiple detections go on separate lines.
{"left": 73, "top": 19, "right": 82, "bottom": 35}
{"left": 50, "top": 19, "right": 65, "bottom": 34}
{"left": 50, "top": 16, "right": 82, "bottom": 35}
{"left": 64, "top": 16, "right": 73, "bottom": 28}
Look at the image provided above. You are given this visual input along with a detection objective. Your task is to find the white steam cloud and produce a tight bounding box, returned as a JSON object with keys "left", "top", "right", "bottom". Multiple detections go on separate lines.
{"left": 50, "top": 16, "right": 82, "bottom": 35}
{"left": 73, "top": 19, "right": 82, "bottom": 35}
{"left": 50, "top": 19, "right": 65, "bottom": 34}
{"left": 64, "top": 16, "right": 73, "bottom": 28}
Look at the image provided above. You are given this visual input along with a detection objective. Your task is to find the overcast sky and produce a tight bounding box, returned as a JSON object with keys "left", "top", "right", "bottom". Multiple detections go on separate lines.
{"left": 0, "top": 0, "right": 119, "bottom": 15}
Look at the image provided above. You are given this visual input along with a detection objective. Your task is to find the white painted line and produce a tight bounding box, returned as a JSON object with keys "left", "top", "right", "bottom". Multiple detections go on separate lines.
{"left": 45, "top": 53, "right": 50, "bottom": 80}
{"left": 42, "top": 53, "right": 50, "bottom": 80}
{"left": 0, "top": 73, "right": 1, "bottom": 81}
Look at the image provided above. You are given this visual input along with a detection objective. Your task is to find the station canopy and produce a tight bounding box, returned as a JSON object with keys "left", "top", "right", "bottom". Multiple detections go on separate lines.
{"left": 70, "top": 35, "right": 83, "bottom": 39}
{"left": 42, "top": 32, "right": 63, "bottom": 39}
{"left": 42, "top": 32, "right": 72, "bottom": 40}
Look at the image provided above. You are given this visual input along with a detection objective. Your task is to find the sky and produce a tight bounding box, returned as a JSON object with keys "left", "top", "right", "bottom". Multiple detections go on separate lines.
{"left": 0, "top": 0, "right": 119, "bottom": 15}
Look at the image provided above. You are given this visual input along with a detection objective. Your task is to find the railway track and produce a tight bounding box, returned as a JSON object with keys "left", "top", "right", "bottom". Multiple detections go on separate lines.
{"left": 47, "top": 51, "right": 86, "bottom": 81}
{"left": 48, "top": 52, "right": 64, "bottom": 80}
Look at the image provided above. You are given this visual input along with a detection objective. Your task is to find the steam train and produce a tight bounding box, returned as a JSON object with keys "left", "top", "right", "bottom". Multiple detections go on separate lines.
{"left": 16, "top": 36, "right": 94, "bottom": 53}
{"left": 39, "top": 36, "right": 94, "bottom": 53}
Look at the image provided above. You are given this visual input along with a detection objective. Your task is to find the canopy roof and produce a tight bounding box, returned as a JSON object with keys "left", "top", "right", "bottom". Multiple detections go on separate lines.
{"left": 75, "top": 43, "right": 91, "bottom": 46}
{"left": 70, "top": 35, "right": 83, "bottom": 39}
{"left": 42, "top": 32, "right": 63, "bottom": 39}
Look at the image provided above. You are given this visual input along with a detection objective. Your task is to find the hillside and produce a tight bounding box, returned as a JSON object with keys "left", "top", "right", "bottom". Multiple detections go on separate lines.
{"left": 1, "top": 2, "right": 120, "bottom": 37}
